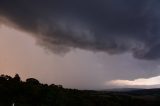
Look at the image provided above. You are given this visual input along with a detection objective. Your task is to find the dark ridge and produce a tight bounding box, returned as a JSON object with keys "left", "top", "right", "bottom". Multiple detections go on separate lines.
{"left": 0, "top": 74, "right": 160, "bottom": 106}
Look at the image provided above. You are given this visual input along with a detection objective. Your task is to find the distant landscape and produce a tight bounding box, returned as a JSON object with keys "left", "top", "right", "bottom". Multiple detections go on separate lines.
{"left": 0, "top": 74, "right": 160, "bottom": 106}
{"left": 1, "top": 1, "right": 160, "bottom": 106}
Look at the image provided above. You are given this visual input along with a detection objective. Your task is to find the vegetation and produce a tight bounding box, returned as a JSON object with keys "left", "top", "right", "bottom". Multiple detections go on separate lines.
{"left": 0, "top": 74, "right": 160, "bottom": 106}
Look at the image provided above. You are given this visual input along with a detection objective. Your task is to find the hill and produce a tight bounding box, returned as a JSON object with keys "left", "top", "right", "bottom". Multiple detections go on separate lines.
{"left": 0, "top": 74, "right": 160, "bottom": 106}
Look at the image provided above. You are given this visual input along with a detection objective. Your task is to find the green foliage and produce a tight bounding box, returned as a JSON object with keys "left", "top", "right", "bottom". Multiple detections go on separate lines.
{"left": 0, "top": 74, "right": 160, "bottom": 106}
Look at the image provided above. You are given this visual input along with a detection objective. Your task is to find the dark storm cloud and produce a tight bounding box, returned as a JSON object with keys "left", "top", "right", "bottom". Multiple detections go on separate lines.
{"left": 0, "top": 0, "right": 160, "bottom": 59}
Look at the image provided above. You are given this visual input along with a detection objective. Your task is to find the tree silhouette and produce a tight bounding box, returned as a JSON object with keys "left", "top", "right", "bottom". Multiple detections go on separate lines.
{"left": 13, "top": 74, "right": 21, "bottom": 82}
{"left": 0, "top": 74, "right": 159, "bottom": 106}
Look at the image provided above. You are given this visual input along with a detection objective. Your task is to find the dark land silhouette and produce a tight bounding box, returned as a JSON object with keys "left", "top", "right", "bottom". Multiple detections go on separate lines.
{"left": 0, "top": 74, "right": 160, "bottom": 106}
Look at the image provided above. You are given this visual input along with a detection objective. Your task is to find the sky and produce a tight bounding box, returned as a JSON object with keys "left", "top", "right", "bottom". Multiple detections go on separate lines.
{"left": 0, "top": 0, "right": 160, "bottom": 89}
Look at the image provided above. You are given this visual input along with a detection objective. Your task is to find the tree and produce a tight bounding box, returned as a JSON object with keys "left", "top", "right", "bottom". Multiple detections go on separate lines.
{"left": 26, "top": 78, "right": 40, "bottom": 85}
{"left": 13, "top": 74, "right": 21, "bottom": 82}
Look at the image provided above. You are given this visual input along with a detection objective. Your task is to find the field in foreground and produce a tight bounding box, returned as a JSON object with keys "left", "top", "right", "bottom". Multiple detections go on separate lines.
{"left": 0, "top": 74, "right": 160, "bottom": 106}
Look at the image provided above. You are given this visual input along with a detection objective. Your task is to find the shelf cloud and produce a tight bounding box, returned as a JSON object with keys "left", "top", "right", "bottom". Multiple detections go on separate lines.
{"left": 0, "top": 0, "right": 160, "bottom": 60}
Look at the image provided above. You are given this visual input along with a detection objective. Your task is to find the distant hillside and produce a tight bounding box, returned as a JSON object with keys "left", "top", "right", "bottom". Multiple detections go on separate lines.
{"left": 0, "top": 74, "right": 160, "bottom": 106}
{"left": 103, "top": 88, "right": 145, "bottom": 92}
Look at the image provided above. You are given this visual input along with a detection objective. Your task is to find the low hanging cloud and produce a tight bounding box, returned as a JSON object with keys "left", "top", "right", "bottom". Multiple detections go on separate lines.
{"left": 108, "top": 75, "right": 160, "bottom": 87}
{"left": 0, "top": 0, "right": 160, "bottom": 59}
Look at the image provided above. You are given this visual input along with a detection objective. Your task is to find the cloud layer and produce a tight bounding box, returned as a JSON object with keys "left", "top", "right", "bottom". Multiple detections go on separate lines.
{"left": 1, "top": 25, "right": 160, "bottom": 89}
{"left": 0, "top": 0, "right": 160, "bottom": 59}
{"left": 108, "top": 75, "right": 160, "bottom": 87}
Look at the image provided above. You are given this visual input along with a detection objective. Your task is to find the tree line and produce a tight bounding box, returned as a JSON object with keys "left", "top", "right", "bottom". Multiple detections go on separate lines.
{"left": 0, "top": 74, "right": 160, "bottom": 106}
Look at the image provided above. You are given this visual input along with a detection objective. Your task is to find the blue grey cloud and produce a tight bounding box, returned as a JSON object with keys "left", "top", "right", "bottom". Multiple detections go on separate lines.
{"left": 0, "top": 0, "right": 160, "bottom": 60}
